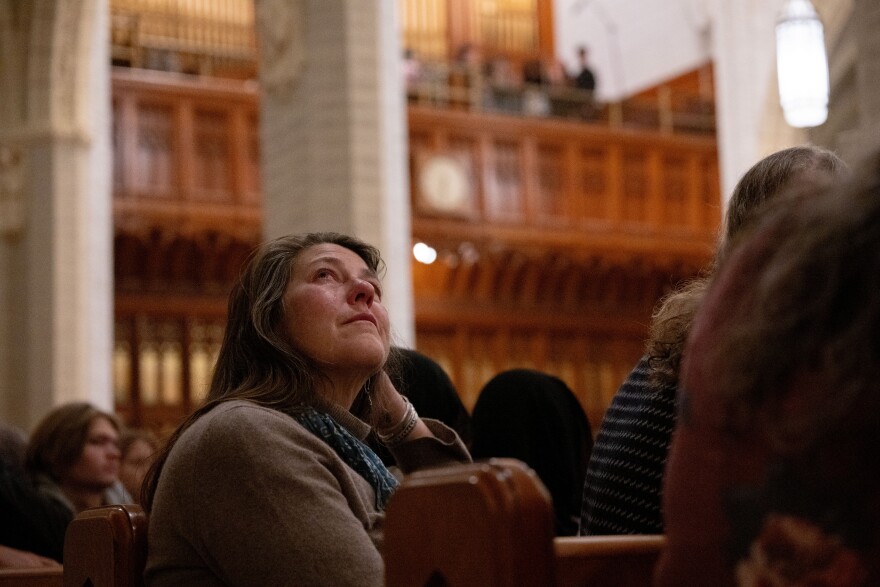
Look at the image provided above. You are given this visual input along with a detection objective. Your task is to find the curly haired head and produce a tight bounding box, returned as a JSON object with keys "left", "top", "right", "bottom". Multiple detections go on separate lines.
{"left": 647, "top": 146, "right": 847, "bottom": 392}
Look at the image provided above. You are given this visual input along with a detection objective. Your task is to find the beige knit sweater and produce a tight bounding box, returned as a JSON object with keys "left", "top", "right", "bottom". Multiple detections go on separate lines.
{"left": 145, "top": 400, "right": 469, "bottom": 587}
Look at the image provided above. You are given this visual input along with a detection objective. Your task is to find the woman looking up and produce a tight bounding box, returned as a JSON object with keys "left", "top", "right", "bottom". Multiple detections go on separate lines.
{"left": 143, "top": 232, "right": 470, "bottom": 587}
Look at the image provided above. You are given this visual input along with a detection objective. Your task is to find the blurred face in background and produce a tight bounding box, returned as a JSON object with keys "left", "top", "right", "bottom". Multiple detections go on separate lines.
{"left": 119, "top": 438, "right": 156, "bottom": 501}
{"left": 60, "top": 416, "right": 121, "bottom": 492}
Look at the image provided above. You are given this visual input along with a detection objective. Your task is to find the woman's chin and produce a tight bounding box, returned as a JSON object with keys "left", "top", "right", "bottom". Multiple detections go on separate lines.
{"left": 337, "top": 345, "right": 388, "bottom": 376}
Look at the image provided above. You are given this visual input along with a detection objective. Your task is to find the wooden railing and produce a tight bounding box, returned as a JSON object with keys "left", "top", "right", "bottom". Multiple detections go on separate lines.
{"left": 408, "top": 106, "right": 719, "bottom": 252}
{"left": 407, "top": 105, "right": 719, "bottom": 420}
{"left": 112, "top": 67, "right": 262, "bottom": 240}
{"left": 407, "top": 61, "right": 716, "bottom": 135}
{"left": 110, "top": 69, "right": 719, "bottom": 431}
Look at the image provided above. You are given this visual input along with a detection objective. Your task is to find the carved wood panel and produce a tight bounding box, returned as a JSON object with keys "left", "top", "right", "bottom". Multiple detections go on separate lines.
{"left": 486, "top": 139, "right": 524, "bottom": 222}
{"left": 535, "top": 142, "right": 566, "bottom": 222}
{"left": 114, "top": 312, "right": 226, "bottom": 432}
{"left": 621, "top": 151, "right": 648, "bottom": 227}
{"left": 112, "top": 69, "right": 262, "bottom": 241}
{"left": 409, "top": 106, "right": 720, "bottom": 255}
{"left": 662, "top": 154, "right": 688, "bottom": 230}
{"left": 134, "top": 103, "right": 176, "bottom": 196}
{"left": 193, "top": 109, "right": 233, "bottom": 199}
{"left": 578, "top": 147, "right": 609, "bottom": 222}
{"left": 111, "top": 70, "right": 720, "bottom": 435}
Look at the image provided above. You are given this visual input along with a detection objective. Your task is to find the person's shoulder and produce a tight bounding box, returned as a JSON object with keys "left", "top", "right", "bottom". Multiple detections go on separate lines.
{"left": 182, "top": 401, "right": 300, "bottom": 448}
{"left": 202, "top": 399, "right": 284, "bottom": 422}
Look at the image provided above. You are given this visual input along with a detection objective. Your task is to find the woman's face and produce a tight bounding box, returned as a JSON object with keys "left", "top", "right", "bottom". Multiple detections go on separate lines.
{"left": 62, "top": 416, "right": 121, "bottom": 491}
{"left": 119, "top": 438, "right": 155, "bottom": 500}
{"left": 283, "top": 243, "right": 390, "bottom": 382}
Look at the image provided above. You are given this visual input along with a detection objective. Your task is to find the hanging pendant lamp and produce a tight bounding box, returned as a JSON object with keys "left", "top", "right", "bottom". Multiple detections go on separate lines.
{"left": 775, "top": 0, "right": 829, "bottom": 128}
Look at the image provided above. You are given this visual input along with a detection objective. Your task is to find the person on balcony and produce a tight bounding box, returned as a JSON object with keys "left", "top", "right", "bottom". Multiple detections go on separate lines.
{"left": 574, "top": 46, "right": 598, "bottom": 119}
{"left": 574, "top": 45, "right": 597, "bottom": 93}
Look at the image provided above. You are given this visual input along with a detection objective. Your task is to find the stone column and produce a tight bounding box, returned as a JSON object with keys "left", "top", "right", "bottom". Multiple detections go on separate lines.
{"left": 837, "top": 0, "right": 880, "bottom": 162}
{"left": 256, "top": 0, "right": 415, "bottom": 347}
{"left": 710, "top": 0, "right": 792, "bottom": 201}
{"left": 0, "top": 0, "right": 113, "bottom": 430}
{"left": 853, "top": 0, "right": 880, "bottom": 127}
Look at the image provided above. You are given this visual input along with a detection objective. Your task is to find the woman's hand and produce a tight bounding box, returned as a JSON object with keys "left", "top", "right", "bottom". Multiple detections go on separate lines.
{"left": 373, "top": 371, "right": 431, "bottom": 445}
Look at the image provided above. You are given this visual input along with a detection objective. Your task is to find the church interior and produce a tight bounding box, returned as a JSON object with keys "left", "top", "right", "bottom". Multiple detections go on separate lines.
{"left": 1, "top": 0, "right": 877, "bottom": 436}
{"left": 4, "top": 0, "right": 880, "bottom": 584}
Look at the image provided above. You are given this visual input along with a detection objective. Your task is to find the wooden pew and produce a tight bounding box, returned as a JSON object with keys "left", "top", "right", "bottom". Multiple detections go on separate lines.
{"left": 384, "top": 459, "right": 665, "bottom": 587}
{"left": 62, "top": 504, "right": 147, "bottom": 587}
{"left": 0, "top": 503, "right": 146, "bottom": 587}
{"left": 49, "top": 462, "right": 661, "bottom": 587}
{"left": 0, "top": 568, "right": 62, "bottom": 587}
{"left": 555, "top": 535, "right": 665, "bottom": 587}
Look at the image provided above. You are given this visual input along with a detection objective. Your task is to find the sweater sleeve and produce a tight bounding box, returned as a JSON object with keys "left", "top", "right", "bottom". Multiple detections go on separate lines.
{"left": 155, "top": 404, "right": 385, "bottom": 587}
{"left": 388, "top": 418, "right": 472, "bottom": 474}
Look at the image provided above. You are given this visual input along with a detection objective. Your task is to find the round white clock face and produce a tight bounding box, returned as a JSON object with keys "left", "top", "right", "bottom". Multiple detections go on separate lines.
{"left": 419, "top": 155, "right": 470, "bottom": 212}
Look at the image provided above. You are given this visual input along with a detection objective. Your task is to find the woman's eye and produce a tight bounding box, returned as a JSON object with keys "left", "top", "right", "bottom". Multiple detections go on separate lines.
{"left": 315, "top": 269, "right": 335, "bottom": 280}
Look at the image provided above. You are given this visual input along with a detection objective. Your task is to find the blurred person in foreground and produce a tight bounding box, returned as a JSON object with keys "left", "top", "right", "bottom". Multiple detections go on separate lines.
{"left": 580, "top": 146, "right": 847, "bottom": 535}
{"left": 657, "top": 147, "right": 880, "bottom": 586}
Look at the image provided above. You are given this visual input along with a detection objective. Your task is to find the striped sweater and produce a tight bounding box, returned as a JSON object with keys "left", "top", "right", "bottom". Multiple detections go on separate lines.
{"left": 578, "top": 355, "right": 677, "bottom": 535}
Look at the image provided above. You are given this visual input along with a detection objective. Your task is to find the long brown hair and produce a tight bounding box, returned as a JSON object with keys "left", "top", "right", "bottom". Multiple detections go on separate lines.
{"left": 26, "top": 403, "right": 121, "bottom": 482}
{"left": 646, "top": 145, "right": 847, "bottom": 392}
{"left": 142, "top": 232, "right": 388, "bottom": 510}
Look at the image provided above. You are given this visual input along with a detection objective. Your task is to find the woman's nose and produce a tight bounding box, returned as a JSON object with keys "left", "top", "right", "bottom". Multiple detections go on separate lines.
{"left": 348, "top": 279, "right": 375, "bottom": 306}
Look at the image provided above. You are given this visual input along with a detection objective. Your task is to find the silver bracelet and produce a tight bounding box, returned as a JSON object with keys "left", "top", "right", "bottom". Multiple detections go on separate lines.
{"left": 378, "top": 400, "right": 419, "bottom": 447}
{"left": 377, "top": 396, "right": 412, "bottom": 438}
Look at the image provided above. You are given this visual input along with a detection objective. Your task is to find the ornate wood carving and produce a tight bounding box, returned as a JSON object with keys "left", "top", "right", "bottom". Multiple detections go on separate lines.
{"left": 408, "top": 105, "right": 719, "bottom": 425}
{"left": 111, "top": 69, "right": 720, "bottom": 432}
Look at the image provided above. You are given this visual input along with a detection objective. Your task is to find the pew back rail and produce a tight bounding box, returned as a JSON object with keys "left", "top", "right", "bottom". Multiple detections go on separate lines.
{"left": 63, "top": 504, "right": 147, "bottom": 587}
{"left": 384, "top": 458, "right": 665, "bottom": 587}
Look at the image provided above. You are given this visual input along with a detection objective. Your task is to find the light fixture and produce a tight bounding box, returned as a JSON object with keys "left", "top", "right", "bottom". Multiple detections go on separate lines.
{"left": 775, "top": 0, "right": 829, "bottom": 128}
{"left": 412, "top": 242, "right": 437, "bottom": 265}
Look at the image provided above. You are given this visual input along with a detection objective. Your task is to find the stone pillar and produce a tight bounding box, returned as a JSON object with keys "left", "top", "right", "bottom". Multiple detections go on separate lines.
{"left": 0, "top": 0, "right": 113, "bottom": 430}
{"left": 710, "top": 0, "right": 792, "bottom": 201}
{"left": 853, "top": 0, "right": 880, "bottom": 127}
{"left": 837, "top": 0, "right": 880, "bottom": 162}
{"left": 256, "top": 0, "right": 415, "bottom": 347}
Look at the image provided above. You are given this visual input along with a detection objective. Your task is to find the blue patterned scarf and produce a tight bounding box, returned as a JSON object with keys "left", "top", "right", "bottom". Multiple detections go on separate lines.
{"left": 294, "top": 408, "right": 399, "bottom": 509}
